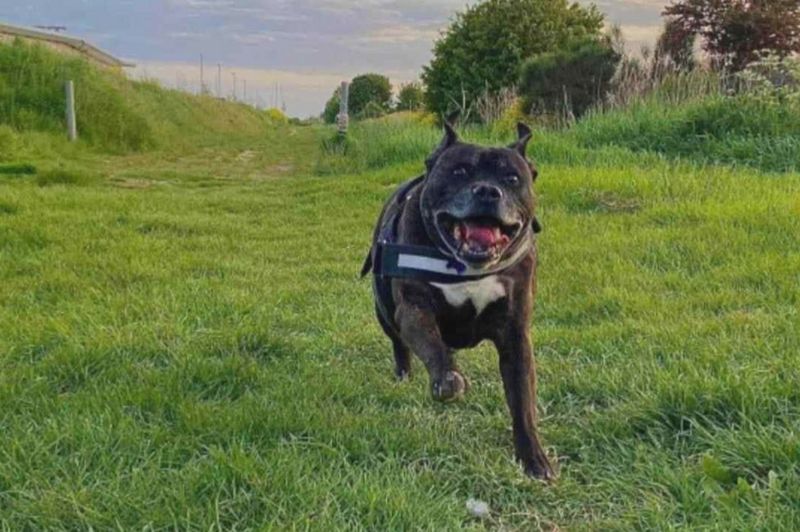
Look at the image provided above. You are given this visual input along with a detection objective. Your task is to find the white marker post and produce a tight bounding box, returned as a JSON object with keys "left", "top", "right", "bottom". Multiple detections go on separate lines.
{"left": 337, "top": 81, "right": 349, "bottom": 136}
{"left": 65, "top": 80, "right": 77, "bottom": 142}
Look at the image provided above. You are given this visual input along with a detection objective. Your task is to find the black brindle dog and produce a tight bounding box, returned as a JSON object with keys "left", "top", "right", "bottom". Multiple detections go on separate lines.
{"left": 361, "top": 120, "right": 554, "bottom": 480}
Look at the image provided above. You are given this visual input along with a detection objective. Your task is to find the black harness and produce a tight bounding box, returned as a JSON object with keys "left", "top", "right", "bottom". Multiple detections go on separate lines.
{"left": 367, "top": 177, "right": 541, "bottom": 327}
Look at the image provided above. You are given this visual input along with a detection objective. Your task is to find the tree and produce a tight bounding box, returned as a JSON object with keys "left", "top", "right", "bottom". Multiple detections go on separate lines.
{"left": 322, "top": 87, "right": 340, "bottom": 124}
{"left": 519, "top": 37, "right": 620, "bottom": 118}
{"left": 663, "top": 0, "right": 800, "bottom": 71}
{"left": 654, "top": 18, "right": 696, "bottom": 72}
{"left": 422, "top": 0, "right": 603, "bottom": 119}
{"left": 397, "top": 82, "right": 425, "bottom": 111}
{"left": 349, "top": 73, "right": 392, "bottom": 117}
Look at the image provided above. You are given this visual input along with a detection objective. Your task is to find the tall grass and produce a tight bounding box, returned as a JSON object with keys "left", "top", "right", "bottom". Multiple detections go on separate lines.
{"left": 574, "top": 92, "right": 800, "bottom": 173}
{"left": 0, "top": 39, "right": 277, "bottom": 156}
{"left": 0, "top": 39, "right": 153, "bottom": 151}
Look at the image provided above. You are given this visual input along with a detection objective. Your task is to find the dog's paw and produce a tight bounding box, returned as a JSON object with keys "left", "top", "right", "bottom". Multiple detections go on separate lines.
{"left": 522, "top": 453, "right": 556, "bottom": 482}
{"left": 431, "top": 370, "right": 468, "bottom": 402}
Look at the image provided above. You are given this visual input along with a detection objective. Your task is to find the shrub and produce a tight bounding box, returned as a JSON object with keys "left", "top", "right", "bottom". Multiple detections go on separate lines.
{"left": 349, "top": 74, "right": 392, "bottom": 116}
{"left": 519, "top": 37, "right": 621, "bottom": 118}
{"left": 359, "top": 101, "right": 386, "bottom": 120}
{"left": 736, "top": 53, "right": 800, "bottom": 100}
{"left": 397, "top": 83, "right": 425, "bottom": 111}
{"left": 264, "top": 108, "right": 289, "bottom": 124}
{"left": 422, "top": 0, "right": 603, "bottom": 119}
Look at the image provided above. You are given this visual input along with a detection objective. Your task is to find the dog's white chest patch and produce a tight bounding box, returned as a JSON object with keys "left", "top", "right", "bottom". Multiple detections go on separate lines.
{"left": 431, "top": 276, "right": 506, "bottom": 315}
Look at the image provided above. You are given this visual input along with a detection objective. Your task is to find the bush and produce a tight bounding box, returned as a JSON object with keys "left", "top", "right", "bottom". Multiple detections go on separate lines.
{"left": 349, "top": 74, "right": 392, "bottom": 117}
{"left": 736, "top": 53, "right": 800, "bottom": 99}
{"left": 264, "top": 108, "right": 289, "bottom": 124}
{"left": 323, "top": 88, "right": 341, "bottom": 124}
{"left": 422, "top": 0, "right": 603, "bottom": 119}
{"left": 397, "top": 83, "right": 425, "bottom": 111}
{"left": 359, "top": 101, "right": 386, "bottom": 120}
{"left": 519, "top": 38, "right": 621, "bottom": 118}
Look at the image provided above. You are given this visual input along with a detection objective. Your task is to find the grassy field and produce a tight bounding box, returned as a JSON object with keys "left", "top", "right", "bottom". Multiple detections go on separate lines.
{"left": 3, "top": 42, "right": 800, "bottom": 529}
{"left": 2, "top": 113, "right": 800, "bottom": 529}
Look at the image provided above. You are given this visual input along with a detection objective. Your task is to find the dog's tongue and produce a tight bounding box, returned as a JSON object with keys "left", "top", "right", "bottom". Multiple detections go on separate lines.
{"left": 462, "top": 221, "right": 501, "bottom": 247}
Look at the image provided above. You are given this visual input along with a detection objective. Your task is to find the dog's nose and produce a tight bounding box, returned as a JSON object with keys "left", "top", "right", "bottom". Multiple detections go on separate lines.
{"left": 472, "top": 183, "right": 503, "bottom": 201}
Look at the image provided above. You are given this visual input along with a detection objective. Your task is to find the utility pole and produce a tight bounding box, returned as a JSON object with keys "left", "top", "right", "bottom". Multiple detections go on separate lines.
{"left": 231, "top": 72, "right": 237, "bottom": 101}
{"left": 217, "top": 63, "right": 222, "bottom": 98}
{"left": 243, "top": 79, "right": 247, "bottom": 103}
{"left": 200, "top": 54, "right": 204, "bottom": 94}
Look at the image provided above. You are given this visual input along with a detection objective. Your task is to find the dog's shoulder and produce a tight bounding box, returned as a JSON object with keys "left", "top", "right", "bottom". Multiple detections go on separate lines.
{"left": 361, "top": 175, "right": 426, "bottom": 277}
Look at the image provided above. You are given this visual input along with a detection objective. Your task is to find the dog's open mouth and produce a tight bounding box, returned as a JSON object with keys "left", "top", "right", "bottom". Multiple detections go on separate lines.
{"left": 436, "top": 213, "right": 523, "bottom": 263}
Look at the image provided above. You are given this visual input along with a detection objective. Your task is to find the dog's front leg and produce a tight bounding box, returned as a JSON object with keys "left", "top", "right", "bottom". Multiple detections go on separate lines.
{"left": 395, "top": 302, "right": 466, "bottom": 401}
{"left": 495, "top": 326, "right": 554, "bottom": 480}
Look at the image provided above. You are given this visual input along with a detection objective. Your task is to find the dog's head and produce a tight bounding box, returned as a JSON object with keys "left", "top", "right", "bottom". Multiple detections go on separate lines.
{"left": 420, "top": 121, "right": 538, "bottom": 268}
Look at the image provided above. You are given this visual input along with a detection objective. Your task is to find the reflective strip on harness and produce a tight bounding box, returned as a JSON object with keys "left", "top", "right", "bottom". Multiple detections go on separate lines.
{"left": 397, "top": 254, "right": 453, "bottom": 274}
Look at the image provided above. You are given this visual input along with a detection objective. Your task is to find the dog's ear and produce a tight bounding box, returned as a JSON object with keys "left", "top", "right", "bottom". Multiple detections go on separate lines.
{"left": 425, "top": 115, "right": 460, "bottom": 172}
{"left": 510, "top": 122, "right": 533, "bottom": 158}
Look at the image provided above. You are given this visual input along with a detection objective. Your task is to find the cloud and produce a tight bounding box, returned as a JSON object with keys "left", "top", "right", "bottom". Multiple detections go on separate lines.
{"left": 356, "top": 24, "right": 440, "bottom": 44}
{"left": 233, "top": 32, "right": 277, "bottom": 45}
{"left": 177, "top": 0, "right": 235, "bottom": 8}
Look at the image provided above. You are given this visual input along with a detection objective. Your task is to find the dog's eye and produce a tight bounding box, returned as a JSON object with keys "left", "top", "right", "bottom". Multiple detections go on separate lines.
{"left": 504, "top": 174, "right": 520, "bottom": 185}
{"left": 453, "top": 167, "right": 468, "bottom": 177}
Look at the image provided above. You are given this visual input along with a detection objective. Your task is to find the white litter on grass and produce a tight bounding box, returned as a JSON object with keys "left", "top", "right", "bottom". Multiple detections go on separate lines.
{"left": 466, "top": 498, "right": 490, "bottom": 519}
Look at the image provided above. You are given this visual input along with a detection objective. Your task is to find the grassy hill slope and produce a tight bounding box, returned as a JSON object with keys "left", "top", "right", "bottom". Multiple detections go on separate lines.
{"left": 0, "top": 39, "right": 278, "bottom": 160}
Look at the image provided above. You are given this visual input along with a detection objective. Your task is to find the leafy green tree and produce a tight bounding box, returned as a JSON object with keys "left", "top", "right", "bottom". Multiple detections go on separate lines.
{"left": 422, "top": 0, "right": 603, "bottom": 118}
{"left": 664, "top": 0, "right": 800, "bottom": 71}
{"left": 397, "top": 83, "right": 425, "bottom": 111}
{"left": 322, "top": 87, "right": 340, "bottom": 124}
{"left": 519, "top": 37, "right": 620, "bottom": 118}
{"left": 349, "top": 73, "right": 392, "bottom": 117}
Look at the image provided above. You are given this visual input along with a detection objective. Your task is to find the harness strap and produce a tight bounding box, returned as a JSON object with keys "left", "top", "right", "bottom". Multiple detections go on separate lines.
{"left": 370, "top": 175, "right": 541, "bottom": 326}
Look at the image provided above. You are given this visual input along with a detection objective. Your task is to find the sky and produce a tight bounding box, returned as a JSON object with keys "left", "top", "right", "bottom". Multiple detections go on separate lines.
{"left": 1, "top": 0, "right": 667, "bottom": 117}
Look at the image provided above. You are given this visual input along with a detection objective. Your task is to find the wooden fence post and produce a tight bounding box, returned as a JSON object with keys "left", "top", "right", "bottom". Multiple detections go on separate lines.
{"left": 65, "top": 80, "right": 77, "bottom": 141}
{"left": 337, "top": 81, "right": 349, "bottom": 136}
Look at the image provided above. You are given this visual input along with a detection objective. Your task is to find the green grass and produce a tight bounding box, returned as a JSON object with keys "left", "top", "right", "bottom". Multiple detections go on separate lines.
{"left": 2, "top": 105, "right": 800, "bottom": 529}
{"left": 574, "top": 94, "right": 800, "bottom": 173}
{"left": 2, "top": 42, "right": 800, "bottom": 526}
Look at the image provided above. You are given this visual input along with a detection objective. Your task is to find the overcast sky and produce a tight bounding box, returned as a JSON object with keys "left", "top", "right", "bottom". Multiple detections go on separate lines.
{"left": 1, "top": 0, "right": 666, "bottom": 117}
